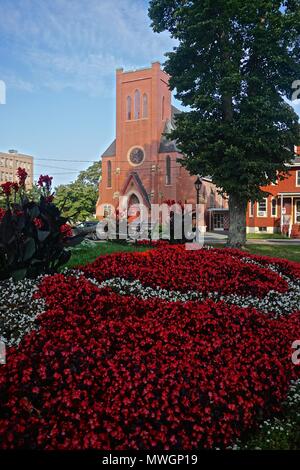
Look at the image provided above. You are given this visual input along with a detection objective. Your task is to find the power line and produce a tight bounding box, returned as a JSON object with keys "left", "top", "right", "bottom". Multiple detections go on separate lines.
{"left": 33, "top": 171, "right": 80, "bottom": 176}
{"left": 35, "top": 158, "right": 99, "bottom": 163}
{"left": 35, "top": 163, "right": 85, "bottom": 172}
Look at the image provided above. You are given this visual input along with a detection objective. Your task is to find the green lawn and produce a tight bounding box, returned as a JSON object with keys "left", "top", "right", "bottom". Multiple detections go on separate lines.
{"left": 65, "top": 241, "right": 148, "bottom": 269}
{"left": 247, "top": 233, "right": 287, "bottom": 239}
{"left": 66, "top": 240, "right": 300, "bottom": 269}
{"left": 245, "top": 244, "right": 300, "bottom": 263}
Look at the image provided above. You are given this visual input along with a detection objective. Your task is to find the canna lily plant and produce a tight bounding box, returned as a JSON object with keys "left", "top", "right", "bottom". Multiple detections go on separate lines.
{"left": 0, "top": 168, "right": 83, "bottom": 280}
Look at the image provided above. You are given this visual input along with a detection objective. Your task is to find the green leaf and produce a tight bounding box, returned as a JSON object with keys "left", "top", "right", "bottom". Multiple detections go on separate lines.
{"left": 29, "top": 205, "right": 40, "bottom": 219}
{"left": 37, "top": 230, "right": 50, "bottom": 242}
{"left": 12, "top": 268, "right": 27, "bottom": 281}
{"left": 23, "top": 238, "right": 36, "bottom": 261}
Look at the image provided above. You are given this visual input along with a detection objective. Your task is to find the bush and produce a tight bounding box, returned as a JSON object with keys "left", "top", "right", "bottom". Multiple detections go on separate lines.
{"left": 0, "top": 169, "right": 82, "bottom": 280}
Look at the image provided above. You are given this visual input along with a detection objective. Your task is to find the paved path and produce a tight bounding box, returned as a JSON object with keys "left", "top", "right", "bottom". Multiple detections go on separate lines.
{"left": 204, "top": 232, "right": 300, "bottom": 245}
{"left": 92, "top": 232, "right": 300, "bottom": 246}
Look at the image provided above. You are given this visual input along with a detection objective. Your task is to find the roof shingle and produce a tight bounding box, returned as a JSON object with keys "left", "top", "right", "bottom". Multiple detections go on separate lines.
{"left": 102, "top": 139, "right": 116, "bottom": 158}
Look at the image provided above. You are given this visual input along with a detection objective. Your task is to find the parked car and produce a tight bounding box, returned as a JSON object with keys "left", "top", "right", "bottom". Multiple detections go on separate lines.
{"left": 73, "top": 221, "right": 99, "bottom": 240}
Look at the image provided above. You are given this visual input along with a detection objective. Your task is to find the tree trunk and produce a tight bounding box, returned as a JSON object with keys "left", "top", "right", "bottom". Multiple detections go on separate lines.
{"left": 227, "top": 194, "right": 247, "bottom": 248}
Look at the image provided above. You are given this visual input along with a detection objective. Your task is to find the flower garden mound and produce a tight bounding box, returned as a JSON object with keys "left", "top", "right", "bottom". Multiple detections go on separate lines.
{"left": 0, "top": 247, "right": 299, "bottom": 450}
{"left": 83, "top": 246, "right": 291, "bottom": 298}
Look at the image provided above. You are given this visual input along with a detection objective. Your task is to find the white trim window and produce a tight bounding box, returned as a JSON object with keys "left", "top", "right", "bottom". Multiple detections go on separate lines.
{"left": 257, "top": 198, "right": 267, "bottom": 217}
{"left": 249, "top": 201, "right": 254, "bottom": 217}
{"left": 297, "top": 170, "right": 300, "bottom": 187}
{"left": 271, "top": 198, "right": 277, "bottom": 217}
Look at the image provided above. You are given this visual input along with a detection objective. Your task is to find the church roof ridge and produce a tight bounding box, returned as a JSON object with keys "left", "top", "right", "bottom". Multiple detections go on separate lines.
{"left": 101, "top": 139, "right": 116, "bottom": 158}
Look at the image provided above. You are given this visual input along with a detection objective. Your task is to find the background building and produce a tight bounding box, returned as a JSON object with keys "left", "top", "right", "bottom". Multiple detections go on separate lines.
{"left": 97, "top": 62, "right": 227, "bottom": 230}
{"left": 246, "top": 148, "right": 300, "bottom": 237}
{"left": 0, "top": 150, "right": 34, "bottom": 188}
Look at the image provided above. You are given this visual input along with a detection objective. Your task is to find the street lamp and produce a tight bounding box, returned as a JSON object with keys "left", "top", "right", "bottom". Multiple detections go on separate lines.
{"left": 194, "top": 175, "right": 203, "bottom": 244}
{"left": 194, "top": 175, "right": 202, "bottom": 205}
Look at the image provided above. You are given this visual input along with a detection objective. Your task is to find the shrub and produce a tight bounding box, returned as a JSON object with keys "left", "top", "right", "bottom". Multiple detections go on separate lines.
{"left": 0, "top": 169, "right": 82, "bottom": 280}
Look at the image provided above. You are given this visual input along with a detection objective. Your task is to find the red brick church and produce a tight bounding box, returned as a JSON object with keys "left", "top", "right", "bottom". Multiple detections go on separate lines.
{"left": 97, "top": 62, "right": 300, "bottom": 236}
{"left": 96, "top": 62, "right": 228, "bottom": 231}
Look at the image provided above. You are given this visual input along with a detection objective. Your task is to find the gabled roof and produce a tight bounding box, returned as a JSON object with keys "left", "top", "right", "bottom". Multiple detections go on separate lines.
{"left": 121, "top": 171, "right": 151, "bottom": 207}
{"left": 171, "top": 105, "right": 182, "bottom": 127}
{"left": 159, "top": 105, "right": 182, "bottom": 154}
{"left": 102, "top": 139, "right": 116, "bottom": 158}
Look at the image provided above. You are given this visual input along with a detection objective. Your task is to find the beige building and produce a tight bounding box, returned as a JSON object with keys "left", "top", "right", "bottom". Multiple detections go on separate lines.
{"left": 0, "top": 150, "right": 34, "bottom": 188}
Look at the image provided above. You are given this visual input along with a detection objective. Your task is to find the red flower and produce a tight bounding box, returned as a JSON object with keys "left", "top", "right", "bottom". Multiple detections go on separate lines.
{"left": 45, "top": 195, "right": 54, "bottom": 203}
{"left": 0, "top": 249, "right": 299, "bottom": 450}
{"left": 1, "top": 182, "right": 14, "bottom": 196}
{"left": 17, "top": 167, "right": 28, "bottom": 187}
{"left": 13, "top": 210, "right": 24, "bottom": 217}
{"left": 0, "top": 207, "right": 6, "bottom": 221}
{"left": 83, "top": 246, "right": 289, "bottom": 298}
{"left": 60, "top": 223, "right": 73, "bottom": 239}
{"left": 12, "top": 182, "right": 19, "bottom": 193}
{"left": 33, "top": 218, "right": 43, "bottom": 229}
{"left": 38, "top": 175, "right": 53, "bottom": 191}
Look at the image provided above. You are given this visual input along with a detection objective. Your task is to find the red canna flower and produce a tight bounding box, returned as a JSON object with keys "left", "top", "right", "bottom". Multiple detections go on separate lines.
{"left": 38, "top": 175, "right": 53, "bottom": 191}
{"left": 33, "top": 217, "right": 43, "bottom": 229}
{"left": 0, "top": 207, "right": 6, "bottom": 221}
{"left": 1, "top": 181, "right": 14, "bottom": 196}
{"left": 17, "top": 167, "right": 28, "bottom": 187}
{"left": 60, "top": 223, "right": 73, "bottom": 238}
{"left": 12, "top": 182, "right": 19, "bottom": 193}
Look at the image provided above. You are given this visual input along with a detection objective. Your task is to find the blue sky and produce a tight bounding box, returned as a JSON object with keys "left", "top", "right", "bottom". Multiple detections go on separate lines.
{"left": 1, "top": 1, "right": 299, "bottom": 187}
{"left": 0, "top": 0, "right": 177, "bottom": 186}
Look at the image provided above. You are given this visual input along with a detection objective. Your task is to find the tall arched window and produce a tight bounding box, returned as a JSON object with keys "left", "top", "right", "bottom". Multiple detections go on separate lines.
{"left": 162, "top": 96, "right": 165, "bottom": 120}
{"left": 166, "top": 155, "right": 171, "bottom": 185}
{"left": 134, "top": 89, "right": 141, "bottom": 119}
{"left": 126, "top": 96, "right": 132, "bottom": 120}
{"left": 143, "top": 93, "right": 148, "bottom": 118}
{"left": 107, "top": 160, "right": 112, "bottom": 188}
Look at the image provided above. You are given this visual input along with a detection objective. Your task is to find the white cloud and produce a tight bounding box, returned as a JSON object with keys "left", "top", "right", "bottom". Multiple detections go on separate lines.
{"left": 0, "top": 0, "right": 176, "bottom": 96}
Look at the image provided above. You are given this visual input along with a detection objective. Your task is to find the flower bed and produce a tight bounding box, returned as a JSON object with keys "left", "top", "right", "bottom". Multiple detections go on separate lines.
{"left": 83, "top": 245, "right": 290, "bottom": 298}
{"left": 0, "top": 247, "right": 300, "bottom": 450}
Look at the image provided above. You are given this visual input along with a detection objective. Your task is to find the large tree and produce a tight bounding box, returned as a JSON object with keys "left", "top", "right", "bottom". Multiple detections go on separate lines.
{"left": 55, "top": 161, "right": 101, "bottom": 223}
{"left": 76, "top": 161, "right": 102, "bottom": 187}
{"left": 149, "top": 0, "right": 300, "bottom": 246}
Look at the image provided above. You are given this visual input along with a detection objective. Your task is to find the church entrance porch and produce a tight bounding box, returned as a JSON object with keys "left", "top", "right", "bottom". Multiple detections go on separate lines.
{"left": 127, "top": 193, "right": 140, "bottom": 211}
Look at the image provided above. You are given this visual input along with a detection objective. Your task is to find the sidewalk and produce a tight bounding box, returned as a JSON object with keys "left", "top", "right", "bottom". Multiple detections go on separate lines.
{"left": 204, "top": 232, "right": 300, "bottom": 245}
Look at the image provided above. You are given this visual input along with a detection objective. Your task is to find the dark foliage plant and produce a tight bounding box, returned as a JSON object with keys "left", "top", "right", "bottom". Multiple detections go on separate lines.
{"left": 0, "top": 169, "right": 83, "bottom": 281}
